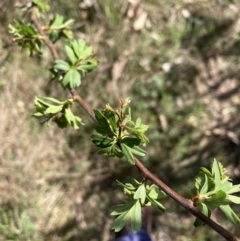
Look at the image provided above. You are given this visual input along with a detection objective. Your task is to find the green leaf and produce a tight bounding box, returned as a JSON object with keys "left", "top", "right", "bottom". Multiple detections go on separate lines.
{"left": 48, "top": 15, "right": 74, "bottom": 42}
{"left": 201, "top": 203, "right": 211, "bottom": 217}
{"left": 111, "top": 200, "right": 142, "bottom": 233}
{"left": 199, "top": 174, "right": 209, "bottom": 194}
{"left": 135, "top": 118, "right": 142, "bottom": 127}
{"left": 62, "top": 69, "right": 81, "bottom": 88}
{"left": 49, "top": 14, "right": 74, "bottom": 29}
{"left": 111, "top": 201, "right": 136, "bottom": 232}
{"left": 32, "top": 112, "right": 44, "bottom": 117}
{"left": 91, "top": 134, "right": 114, "bottom": 148}
{"left": 121, "top": 137, "right": 141, "bottom": 147}
{"left": 9, "top": 20, "right": 42, "bottom": 56}
{"left": 194, "top": 203, "right": 210, "bottom": 227}
{"left": 147, "top": 185, "right": 166, "bottom": 200}
{"left": 121, "top": 143, "right": 135, "bottom": 165}
{"left": 130, "top": 200, "right": 142, "bottom": 233}
{"left": 45, "top": 105, "right": 62, "bottom": 114}
{"left": 205, "top": 190, "right": 228, "bottom": 210}
{"left": 134, "top": 184, "right": 146, "bottom": 204}
{"left": 65, "top": 45, "right": 77, "bottom": 64}
{"left": 116, "top": 180, "right": 136, "bottom": 192}
{"left": 43, "top": 97, "right": 66, "bottom": 105}
{"left": 94, "top": 109, "right": 108, "bottom": 126}
{"left": 72, "top": 39, "right": 92, "bottom": 60}
{"left": 111, "top": 210, "right": 131, "bottom": 232}
{"left": 54, "top": 60, "right": 70, "bottom": 71}
{"left": 50, "top": 14, "right": 63, "bottom": 27}
{"left": 97, "top": 145, "right": 123, "bottom": 158}
{"left": 77, "top": 58, "right": 98, "bottom": 74}
{"left": 227, "top": 184, "right": 240, "bottom": 194}
{"left": 131, "top": 129, "right": 149, "bottom": 144}
{"left": 107, "top": 113, "right": 118, "bottom": 132}
{"left": 62, "top": 19, "right": 75, "bottom": 28}
{"left": 72, "top": 39, "right": 85, "bottom": 59}
{"left": 212, "top": 159, "right": 221, "bottom": 187}
{"left": 146, "top": 185, "right": 167, "bottom": 210}
{"left": 131, "top": 146, "right": 147, "bottom": 157}
{"left": 219, "top": 205, "right": 240, "bottom": 225}
{"left": 200, "top": 167, "right": 212, "bottom": 177}
{"left": 219, "top": 180, "right": 232, "bottom": 193}
{"left": 70, "top": 69, "right": 81, "bottom": 88}
{"left": 95, "top": 125, "right": 113, "bottom": 136}
{"left": 194, "top": 218, "right": 203, "bottom": 227}
{"left": 146, "top": 194, "right": 166, "bottom": 211}
{"left": 111, "top": 202, "right": 135, "bottom": 216}
{"left": 227, "top": 195, "right": 240, "bottom": 204}
{"left": 94, "top": 109, "right": 113, "bottom": 135}
{"left": 64, "top": 108, "right": 81, "bottom": 129}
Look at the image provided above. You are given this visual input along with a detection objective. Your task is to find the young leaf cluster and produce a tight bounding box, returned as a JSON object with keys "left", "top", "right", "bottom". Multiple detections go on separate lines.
{"left": 111, "top": 179, "right": 166, "bottom": 233}
{"left": 33, "top": 97, "right": 83, "bottom": 129}
{"left": 91, "top": 100, "right": 149, "bottom": 164}
{"left": 8, "top": 20, "right": 42, "bottom": 56}
{"left": 53, "top": 39, "right": 99, "bottom": 89}
{"left": 47, "top": 14, "right": 74, "bottom": 42}
{"left": 193, "top": 159, "right": 240, "bottom": 227}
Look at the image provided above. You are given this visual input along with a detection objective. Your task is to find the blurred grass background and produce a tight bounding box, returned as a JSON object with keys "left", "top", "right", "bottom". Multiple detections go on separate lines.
{"left": 1, "top": 0, "right": 240, "bottom": 240}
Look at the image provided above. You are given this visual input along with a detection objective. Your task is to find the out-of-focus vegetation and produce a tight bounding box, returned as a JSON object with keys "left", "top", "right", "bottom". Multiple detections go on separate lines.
{"left": 1, "top": 0, "right": 240, "bottom": 240}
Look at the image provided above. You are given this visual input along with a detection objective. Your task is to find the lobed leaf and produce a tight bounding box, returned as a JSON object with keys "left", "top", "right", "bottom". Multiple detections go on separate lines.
{"left": 64, "top": 108, "right": 82, "bottom": 129}
{"left": 134, "top": 184, "right": 146, "bottom": 204}
{"left": 54, "top": 60, "right": 70, "bottom": 71}
{"left": 111, "top": 200, "right": 142, "bottom": 233}
{"left": 62, "top": 69, "right": 81, "bottom": 88}
{"left": 65, "top": 45, "right": 77, "bottom": 64}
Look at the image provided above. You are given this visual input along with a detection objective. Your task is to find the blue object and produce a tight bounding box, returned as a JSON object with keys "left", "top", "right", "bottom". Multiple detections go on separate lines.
{"left": 114, "top": 229, "right": 152, "bottom": 241}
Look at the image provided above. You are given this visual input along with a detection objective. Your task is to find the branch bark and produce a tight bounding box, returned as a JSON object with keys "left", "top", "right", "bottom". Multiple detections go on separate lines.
{"left": 30, "top": 7, "right": 239, "bottom": 241}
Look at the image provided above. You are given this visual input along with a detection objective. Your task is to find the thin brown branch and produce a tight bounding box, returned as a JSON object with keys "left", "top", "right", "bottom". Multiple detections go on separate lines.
{"left": 30, "top": 7, "right": 239, "bottom": 241}
{"left": 69, "top": 89, "right": 97, "bottom": 123}
{"left": 31, "top": 8, "right": 59, "bottom": 60}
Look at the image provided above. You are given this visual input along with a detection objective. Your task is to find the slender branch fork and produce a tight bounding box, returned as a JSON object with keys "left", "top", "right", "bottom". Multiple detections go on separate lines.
{"left": 31, "top": 7, "right": 239, "bottom": 241}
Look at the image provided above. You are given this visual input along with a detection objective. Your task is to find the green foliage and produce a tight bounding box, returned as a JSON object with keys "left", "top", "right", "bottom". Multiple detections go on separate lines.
{"left": 33, "top": 96, "right": 83, "bottom": 129}
{"left": 111, "top": 179, "right": 166, "bottom": 232}
{"left": 33, "top": 0, "right": 50, "bottom": 13}
{"left": 111, "top": 200, "right": 142, "bottom": 233}
{"left": 193, "top": 159, "right": 240, "bottom": 226}
{"left": 8, "top": 20, "right": 42, "bottom": 56}
{"left": 53, "top": 39, "right": 99, "bottom": 88}
{"left": 47, "top": 14, "right": 74, "bottom": 42}
{"left": 91, "top": 100, "right": 149, "bottom": 164}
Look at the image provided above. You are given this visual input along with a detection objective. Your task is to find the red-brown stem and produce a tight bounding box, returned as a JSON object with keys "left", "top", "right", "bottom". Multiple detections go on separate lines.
{"left": 30, "top": 7, "right": 239, "bottom": 241}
